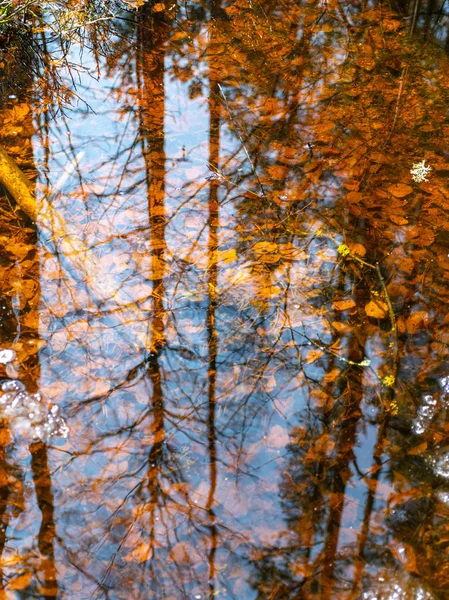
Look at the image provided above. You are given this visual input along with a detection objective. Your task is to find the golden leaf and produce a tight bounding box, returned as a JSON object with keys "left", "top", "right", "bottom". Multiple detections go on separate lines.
{"left": 332, "top": 298, "right": 356, "bottom": 311}
{"left": 365, "top": 300, "right": 388, "bottom": 318}
{"left": 253, "top": 241, "right": 278, "bottom": 255}
{"left": 8, "top": 572, "right": 32, "bottom": 590}
{"left": 253, "top": 241, "right": 280, "bottom": 263}
{"left": 217, "top": 248, "right": 237, "bottom": 263}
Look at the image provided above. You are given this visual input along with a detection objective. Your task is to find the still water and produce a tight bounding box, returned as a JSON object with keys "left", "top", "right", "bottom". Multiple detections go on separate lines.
{"left": 1, "top": 1, "right": 449, "bottom": 598}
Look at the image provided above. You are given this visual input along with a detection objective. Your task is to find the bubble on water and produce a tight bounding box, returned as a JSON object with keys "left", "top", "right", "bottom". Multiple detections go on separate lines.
{"left": 440, "top": 375, "right": 449, "bottom": 405}
{"left": 362, "top": 575, "right": 435, "bottom": 599}
{"left": 0, "top": 379, "right": 68, "bottom": 441}
{"left": 412, "top": 421, "right": 426, "bottom": 435}
{"left": 436, "top": 490, "right": 449, "bottom": 506}
{"left": 434, "top": 454, "right": 449, "bottom": 479}
{"left": 0, "top": 349, "right": 68, "bottom": 440}
{"left": 1, "top": 380, "right": 25, "bottom": 392}
{"left": 0, "top": 349, "right": 15, "bottom": 365}
{"left": 412, "top": 394, "right": 438, "bottom": 435}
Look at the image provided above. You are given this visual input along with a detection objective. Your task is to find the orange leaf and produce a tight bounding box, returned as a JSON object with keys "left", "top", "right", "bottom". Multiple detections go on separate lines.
{"left": 390, "top": 214, "right": 408, "bottom": 225}
{"left": 332, "top": 298, "right": 356, "bottom": 311}
{"left": 124, "top": 542, "right": 152, "bottom": 563}
{"left": 310, "top": 389, "right": 331, "bottom": 408}
{"left": 346, "top": 191, "right": 362, "bottom": 204}
{"left": 387, "top": 183, "right": 413, "bottom": 198}
{"left": 306, "top": 349, "right": 324, "bottom": 364}
{"left": 8, "top": 572, "right": 32, "bottom": 590}
{"left": 406, "top": 311, "right": 428, "bottom": 334}
{"left": 348, "top": 243, "right": 366, "bottom": 257}
{"left": 365, "top": 299, "right": 387, "bottom": 318}
{"left": 407, "top": 441, "right": 427, "bottom": 456}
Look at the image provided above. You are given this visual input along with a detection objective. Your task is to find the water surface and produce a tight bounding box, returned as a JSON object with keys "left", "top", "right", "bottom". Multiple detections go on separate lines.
{"left": 1, "top": 1, "right": 449, "bottom": 598}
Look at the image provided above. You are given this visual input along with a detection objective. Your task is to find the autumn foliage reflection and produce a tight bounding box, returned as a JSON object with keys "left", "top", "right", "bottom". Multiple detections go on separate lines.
{"left": 2, "top": 0, "right": 449, "bottom": 598}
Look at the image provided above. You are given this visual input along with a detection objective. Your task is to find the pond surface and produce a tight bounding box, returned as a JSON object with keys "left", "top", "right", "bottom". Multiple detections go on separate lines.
{"left": 2, "top": 1, "right": 449, "bottom": 598}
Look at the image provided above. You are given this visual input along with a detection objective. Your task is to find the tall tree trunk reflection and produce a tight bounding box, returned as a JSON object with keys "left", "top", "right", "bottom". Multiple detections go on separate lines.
{"left": 206, "top": 17, "right": 221, "bottom": 592}
{"left": 30, "top": 441, "right": 59, "bottom": 598}
{"left": 137, "top": 3, "right": 167, "bottom": 562}
{"left": 0, "top": 61, "right": 60, "bottom": 594}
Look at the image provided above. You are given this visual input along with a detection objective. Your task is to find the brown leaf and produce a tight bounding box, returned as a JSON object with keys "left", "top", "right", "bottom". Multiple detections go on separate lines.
{"left": 310, "top": 389, "right": 332, "bottom": 409}
{"left": 332, "top": 298, "right": 356, "bottom": 311}
{"left": 253, "top": 241, "right": 280, "bottom": 263}
{"left": 169, "top": 542, "right": 201, "bottom": 566}
{"left": 314, "top": 433, "right": 335, "bottom": 456}
{"left": 348, "top": 243, "right": 366, "bottom": 257}
{"left": 407, "top": 441, "right": 427, "bottom": 456}
{"left": 323, "top": 368, "right": 340, "bottom": 383}
{"left": 406, "top": 311, "right": 428, "bottom": 334}
{"left": 415, "top": 228, "right": 435, "bottom": 247}
{"left": 387, "top": 183, "right": 413, "bottom": 198}
{"left": 346, "top": 191, "right": 362, "bottom": 203}
{"left": 390, "top": 214, "right": 408, "bottom": 225}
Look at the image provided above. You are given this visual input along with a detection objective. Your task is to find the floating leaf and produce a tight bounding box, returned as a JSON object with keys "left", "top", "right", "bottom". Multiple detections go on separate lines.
{"left": 415, "top": 228, "right": 435, "bottom": 247}
{"left": 332, "top": 298, "right": 356, "bottom": 311}
{"left": 348, "top": 243, "right": 366, "bottom": 257}
{"left": 390, "top": 214, "right": 408, "bottom": 225}
{"left": 345, "top": 191, "right": 363, "bottom": 204}
{"left": 387, "top": 183, "right": 413, "bottom": 198}
{"left": 406, "top": 311, "right": 428, "bottom": 334}
{"left": 365, "top": 299, "right": 388, "bottom": 318}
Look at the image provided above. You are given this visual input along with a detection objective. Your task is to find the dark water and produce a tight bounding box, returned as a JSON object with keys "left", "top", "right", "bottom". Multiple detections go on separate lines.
{"left": 1, "top": 1, "right": 449, "bottom": 598}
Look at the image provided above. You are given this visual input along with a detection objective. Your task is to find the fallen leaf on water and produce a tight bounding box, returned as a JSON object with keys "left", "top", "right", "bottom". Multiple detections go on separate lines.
{"left": 345, "top": 191, "right": 363, "bottom": 203}
{"left": 407, "top": 441, "right": 427, "bottom": 455}
{"left": 365, "top": 299, "right": 388, "bottom": 318}
{"left": 348, "top": 242, "right": 366, "bottom": 257}
{"left": 332, "top": 298, "right": 356, "bottom": 311}
{"left": 387, "top": 183, "right": 413, "bottom": 198}
{"left": 390, "top": 214, "right": 408, "bottom": 225}
{"left": 406, "top": 311, "right": 428, "bottom": 334}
